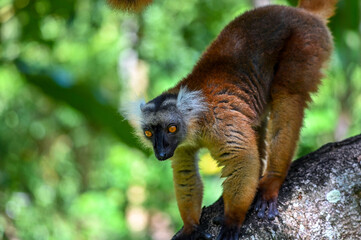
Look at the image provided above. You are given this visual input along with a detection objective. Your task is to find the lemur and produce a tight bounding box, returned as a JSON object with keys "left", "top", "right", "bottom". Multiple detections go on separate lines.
{"left": 116, "top": 0, "right": 337, "bottom": 239}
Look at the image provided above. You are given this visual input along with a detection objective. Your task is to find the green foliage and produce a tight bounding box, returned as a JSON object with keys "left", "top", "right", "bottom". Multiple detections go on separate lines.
{"left": 0, "top": 0, "right": 360, "bottom": 239}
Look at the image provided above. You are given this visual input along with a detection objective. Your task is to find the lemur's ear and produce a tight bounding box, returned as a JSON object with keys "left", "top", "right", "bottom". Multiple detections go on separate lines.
{"left": 119, "top": 99, "right": 146, "bottom": 128}
{"left": 120, "top": 99, "right": 153, "bottom": 149}
{"left": 140, "top": 102, "right": 145, "bottom": 112}
{"left": 176, "top": 87, "right": 207, "bottom": 121}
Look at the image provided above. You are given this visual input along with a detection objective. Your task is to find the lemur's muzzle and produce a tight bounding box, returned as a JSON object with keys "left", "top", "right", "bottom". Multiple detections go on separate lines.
{"left": 154, "top": 132, "right": 176, "bottom": 161}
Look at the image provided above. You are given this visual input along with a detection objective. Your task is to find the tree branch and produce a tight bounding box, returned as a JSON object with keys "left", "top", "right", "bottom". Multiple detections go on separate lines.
{"left": 175, "top": 134, "right": 361, "bottom": 239}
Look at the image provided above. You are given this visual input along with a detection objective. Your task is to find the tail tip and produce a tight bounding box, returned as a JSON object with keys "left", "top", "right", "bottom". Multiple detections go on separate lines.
{"left": 106, "top": 0, "right": 153, "bottom": 12}
{"left": 298, "top": 0, "right": 338, "bottom": 20}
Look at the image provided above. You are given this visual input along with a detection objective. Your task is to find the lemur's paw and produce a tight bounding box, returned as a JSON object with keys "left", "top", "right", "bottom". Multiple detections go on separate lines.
{"left": 212, "top": 215, "right": 224, "bottom": 225}
{"left": 255, "top": 195, "right": 280, "bottom": 220}
{"left": 172, "top": 226, "right": 211, "bottom": 240}
{"left": 213, "top": 216, "right": 240, "bottom": 240}
{"left": 215, "top": 224, "right": 240, "bottom": 240}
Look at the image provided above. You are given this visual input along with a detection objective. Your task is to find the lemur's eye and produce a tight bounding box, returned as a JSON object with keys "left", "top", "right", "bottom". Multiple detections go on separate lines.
{"left": 144, "top": 130, "right": 152, "bottom": 138}
{"left": 168, "top": 125, "right": 177, "bottom": 133}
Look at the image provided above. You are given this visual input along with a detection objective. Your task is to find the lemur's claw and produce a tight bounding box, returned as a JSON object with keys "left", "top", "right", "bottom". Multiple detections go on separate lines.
{"left": 193, "top": 229, "right": 212, "bottom": 240}
{"left": 255, "top": 195, "right": 280, "bottom": 220}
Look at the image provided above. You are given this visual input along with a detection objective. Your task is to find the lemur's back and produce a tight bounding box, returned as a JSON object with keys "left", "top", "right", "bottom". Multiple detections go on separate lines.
{"left": 173, "top": 5, "right": 332, "bottom": 123}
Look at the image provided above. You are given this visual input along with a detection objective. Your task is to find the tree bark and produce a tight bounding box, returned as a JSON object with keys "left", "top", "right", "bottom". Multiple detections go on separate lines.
{"left": 174, "top": 134, "right": 361, "bottom": 239}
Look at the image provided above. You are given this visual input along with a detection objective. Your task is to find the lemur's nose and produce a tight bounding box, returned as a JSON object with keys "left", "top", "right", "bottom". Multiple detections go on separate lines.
{"left": 156, "top": 152, "right": 167, "bottom": 161}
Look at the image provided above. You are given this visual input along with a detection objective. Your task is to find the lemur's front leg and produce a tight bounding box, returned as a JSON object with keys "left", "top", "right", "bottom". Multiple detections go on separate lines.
{"left": 213, "top": 127, "right": 260, "bottom": 240}
{"left": 171, "top": 147, "right": 211, "bottom": 240}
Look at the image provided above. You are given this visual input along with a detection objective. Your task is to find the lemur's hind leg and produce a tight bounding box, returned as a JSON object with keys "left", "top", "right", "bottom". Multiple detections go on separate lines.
{"left": 255, "top": 24, "right": 331, "bottom": 220}
{"left": 255, "top": 89, "right": 307, "bottom": 219}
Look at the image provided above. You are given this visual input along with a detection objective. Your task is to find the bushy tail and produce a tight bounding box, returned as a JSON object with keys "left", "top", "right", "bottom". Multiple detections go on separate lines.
{"left": 107, "top": 0, "right": 152, "bottom": 11}
{"left": 298, "top": 0, "right": 338, "bottom": 21}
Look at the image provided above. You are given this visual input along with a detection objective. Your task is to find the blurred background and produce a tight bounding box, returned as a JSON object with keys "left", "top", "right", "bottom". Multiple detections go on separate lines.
{"left": 0, "top": 0, "right": 360, "bottom": 239}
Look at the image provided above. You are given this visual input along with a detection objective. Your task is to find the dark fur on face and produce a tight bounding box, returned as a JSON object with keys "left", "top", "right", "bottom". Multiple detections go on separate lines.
{"left": 141, "top": 98, "right": 186, "bottom": 160}
{"left": 137, "top": 88, "right": 206, "bottom": 160}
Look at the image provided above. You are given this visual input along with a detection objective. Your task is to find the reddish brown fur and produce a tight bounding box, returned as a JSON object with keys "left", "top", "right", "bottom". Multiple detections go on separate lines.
{"left": 165, "top": 1, "right": 335, "bottom": 238}
{"left": 298, "top": 0, "right": 338, "bottom": 21}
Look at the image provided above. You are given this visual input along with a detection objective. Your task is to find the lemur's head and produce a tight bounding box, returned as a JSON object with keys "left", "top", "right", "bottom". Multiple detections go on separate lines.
{"left": 123, "top": 87, "right": 206, "bottom": 161}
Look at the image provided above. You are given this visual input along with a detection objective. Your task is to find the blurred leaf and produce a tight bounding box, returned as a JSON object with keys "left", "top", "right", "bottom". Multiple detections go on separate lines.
{"left": 15, "top": 60, "right": 147, "bottom": 153}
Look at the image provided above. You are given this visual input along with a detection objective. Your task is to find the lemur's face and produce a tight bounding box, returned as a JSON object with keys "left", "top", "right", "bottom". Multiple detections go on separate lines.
{"left": 122, "top": 87, "right": 206, "bottom": 161}
{"left": 142, "top": 120, "right": 185, "bottom": 160}
{"left": 140, "top": 94, "right": 186, "bottom": 161}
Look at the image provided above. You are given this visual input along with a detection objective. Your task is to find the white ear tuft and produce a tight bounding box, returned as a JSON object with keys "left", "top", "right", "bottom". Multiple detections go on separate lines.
{"left": 120, "top": 99, "right": 154, "bottom": 149}
{"left": 119, "top": 99, "right": 145, "bottom": 128}
{"left": 176, "top": 86, "right": 207, "bottom": 121}
{"left": 140, "top": 102, "right": 145, "bottom": 112}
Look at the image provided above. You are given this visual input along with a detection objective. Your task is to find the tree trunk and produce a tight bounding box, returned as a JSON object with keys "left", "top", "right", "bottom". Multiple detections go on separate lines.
{"left": 174, "top": 134, "right": 361, "bottom": 239}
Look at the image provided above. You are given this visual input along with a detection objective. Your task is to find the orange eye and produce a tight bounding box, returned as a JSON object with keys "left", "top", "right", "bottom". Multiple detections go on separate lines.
{"left": 144, "top": 130, "right": 152, "bottom": 138}
{"left": 168, "top": 125, "right": 177, "bottom": 133}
